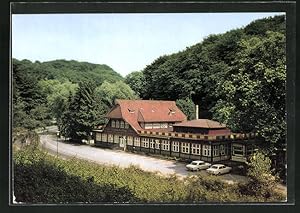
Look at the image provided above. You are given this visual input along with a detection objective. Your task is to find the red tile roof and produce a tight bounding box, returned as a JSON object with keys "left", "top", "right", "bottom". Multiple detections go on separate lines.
{"left": 107, "top": 105, "right": 123, "bottom": 119}
{"left": 106, "top": 99, "right": 187, "bottom": 132}
{"left": 173, "top": 119, "right": 227, "bottom": 129}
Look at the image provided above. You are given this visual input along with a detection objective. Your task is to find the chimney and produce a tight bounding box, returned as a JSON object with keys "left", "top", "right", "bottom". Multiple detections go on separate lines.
{"left": 195, "top": 105, "right": 199, "bottom": 120}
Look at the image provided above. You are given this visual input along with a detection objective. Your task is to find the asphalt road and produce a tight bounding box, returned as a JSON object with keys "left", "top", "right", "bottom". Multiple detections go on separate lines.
{"left": 39, "top": 132, "right": 249, "bottom": 184}
{"left": 38, "top": 126, "right": 287, "bottom": 196}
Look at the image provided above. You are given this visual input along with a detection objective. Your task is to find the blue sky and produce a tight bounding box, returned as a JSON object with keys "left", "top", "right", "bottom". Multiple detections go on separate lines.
{"left": 12, "top": 13, "right": 284, "bottom": 76}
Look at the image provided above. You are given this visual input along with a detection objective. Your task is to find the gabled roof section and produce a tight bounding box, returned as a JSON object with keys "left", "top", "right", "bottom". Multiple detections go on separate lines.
{"left": 106, "top": 99, "right": 187, "bottom": 133}
{"left": 173, "top": 119, "right": 227, "bottom": 129}
{"left": 106, "top": 105, "right": 123, "bottom": 119}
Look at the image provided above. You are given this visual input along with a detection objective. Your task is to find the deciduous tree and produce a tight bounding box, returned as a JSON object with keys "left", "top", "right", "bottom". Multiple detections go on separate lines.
{"left": 124, "top": 71, "right": 145, "bottom": 97}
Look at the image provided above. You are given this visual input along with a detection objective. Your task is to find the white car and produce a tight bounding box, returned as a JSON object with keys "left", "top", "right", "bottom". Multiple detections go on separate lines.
{"left": 186, "top": 160, "right": 211, "bottom": 171}
{"left": 206, "top": 164, "right": 232, "bottom": 175}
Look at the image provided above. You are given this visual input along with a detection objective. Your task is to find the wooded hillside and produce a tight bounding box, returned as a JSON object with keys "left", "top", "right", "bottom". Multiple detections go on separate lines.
{"left": 12, "top": 59, "right": 135, "bottom": 131}
{"left": 13, "top": 59, "right": 123, "bottom": 85}
{"left": 137, "top": 15, "right": 286, "bottom": 146}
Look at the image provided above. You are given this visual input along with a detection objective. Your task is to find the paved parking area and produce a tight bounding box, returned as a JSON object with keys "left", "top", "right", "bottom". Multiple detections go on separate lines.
{"left": 40, "top": 134, "right": 249, "bottom": 183}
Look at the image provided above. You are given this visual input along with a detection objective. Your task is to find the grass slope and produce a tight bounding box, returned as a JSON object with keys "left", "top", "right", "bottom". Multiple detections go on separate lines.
{"left": 13, "top": 147, "right": 285, "bottom": 203}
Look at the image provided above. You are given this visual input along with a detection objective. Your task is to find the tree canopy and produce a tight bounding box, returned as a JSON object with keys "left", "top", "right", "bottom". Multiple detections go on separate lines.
{"left": 141, "top": 15, "right": 286, "bottom": 146}
{"left": 61, "top": 81, "right": 99, "bottom": 141}
{"left": 176, "top": 98, "right": 196, "bottom": 120}
{"left": 124, "top": 71, "right": 145, "bottom": 97}
{"left": 12, "top": 59, "right": 123, "bottom": 85}
{"left": 38, "top": 79, "right": 78, "bottom": 131}
{"left": 12, "top": 59, "right": 126, "bottom": 131}
{"left": 13, "top": 59, "right": 51, "bottom": 129}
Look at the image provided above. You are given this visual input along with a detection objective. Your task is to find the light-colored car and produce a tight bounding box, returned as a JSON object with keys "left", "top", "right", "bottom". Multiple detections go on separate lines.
{"left": 206, "top": 164, "right": 232, "bottom": 175}
{"left": 186, "top": 160, "right": 211, "bottom": 171}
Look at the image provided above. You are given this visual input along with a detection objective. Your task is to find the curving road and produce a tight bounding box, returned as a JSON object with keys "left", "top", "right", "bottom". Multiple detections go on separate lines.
{"left": 38, "top": 126, "right": 286, "bottom": 195}
{"left": 40, "top": 134, "right": 191, "bottom": 177}
{"left": 39, "top": 132, "right": 249, "bottom": 184}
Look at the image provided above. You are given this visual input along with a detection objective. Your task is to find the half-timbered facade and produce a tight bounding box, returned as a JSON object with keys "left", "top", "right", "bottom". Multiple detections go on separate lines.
{"left": 93, "top": 99, "right": 258, "bottom": 163}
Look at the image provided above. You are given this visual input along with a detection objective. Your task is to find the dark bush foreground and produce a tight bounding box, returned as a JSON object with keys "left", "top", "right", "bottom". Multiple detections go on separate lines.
{"left": 14, "top": 154, "right": 139, "bottom": 203}
{"left": 13, "top": 147, "right": 286, "bottom": 203}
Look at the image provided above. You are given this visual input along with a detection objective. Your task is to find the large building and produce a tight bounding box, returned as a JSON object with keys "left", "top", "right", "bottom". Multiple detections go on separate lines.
{"left": 93, "top": 99, "right": 258, "bottom": 163}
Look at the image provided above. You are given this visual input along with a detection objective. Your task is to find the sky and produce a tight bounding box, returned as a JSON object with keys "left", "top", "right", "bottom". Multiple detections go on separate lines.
{"left": 12, "top": 12, "right": 284, "bottom": 77}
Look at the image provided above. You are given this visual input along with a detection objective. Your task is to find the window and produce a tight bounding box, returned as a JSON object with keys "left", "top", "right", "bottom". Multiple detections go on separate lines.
{"left": 172, "top": 141, "right": 179, "bottom": 152}
{"left": 125, "top": 122, "right": 129, "bottom": 129}
{"left": 145, "top": 123, "right": 153, "bottom": 129}
{"left": 153, "top": 123, "right": 160, "bottom": 129}
{"left": 181, "top": 142, "right": 190, "bottom": 154}
{"left": 96, "top": 133, "right": 102, "bottom": 141}
{"left": 150, "top": 139, "right": 155, "bottom": 149}
{"left": 169, "top": 108, "right": 176, "bottom": 115}
{"left": 102, "top": 134, "right": 107, "bottom": 142}
{"left": 108, "top": 134, "right": 114, "bottom": 143}
{"left": 111, "top": 120, "right": 115, "bottom": 128}
{"left": 160, "top": 123, "right": 168, "bottom": 128}
{"left": 120, "top": 121, "right": 124, "bottom": 128}
{"left": 114, "top": 135, "right": 119, "bottom": 143}
{"left": 232, "top": 144, "right": 244, "bottom": 156}
{"left": 247, "top": 146, "right": 254, "bottom": 155}
{"left": 220, "top": 144, "right": 229, "bottom": 155}
{"left": 202, "top": 145, "right": 211, "bottom": 156}
{"left": 127, "top": 136, "right": 133, "bottom": 145}
{"left": 213, "top": 145, "right": 220, "bottom": 157}
{"left": 155, "top": 139, "right": 160, "bottom": 149}
{"left": 168, "top": 123, "right": 174, "bottom": 128}
{"left": 134, "top": 137, "right": 140, "bottom": 147}
{"left": 116, "top": 120, "right": 120, "bottom": 128}
{"left": 161, "top": 140, "right": 170, "bottom": 151}
{"left": 191, "top": 144, "right": 201, "bottom": 155}
{"left": 128, "top": 108, "right": 135, "bottom": 113}
{"left": 141, "top": 138, "right": 149, "bottom": 148}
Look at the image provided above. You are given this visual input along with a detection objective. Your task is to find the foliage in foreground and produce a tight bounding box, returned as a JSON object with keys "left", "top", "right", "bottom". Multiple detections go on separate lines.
{"left": 241, "top": 151, "right": 279, "bottom": 199}
{"left": 13, "top": 147, "right": 285, "bottom": 203}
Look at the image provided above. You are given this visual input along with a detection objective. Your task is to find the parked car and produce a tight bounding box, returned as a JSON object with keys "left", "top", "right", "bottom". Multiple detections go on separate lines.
{"left": 186, "top": 160, "right": 211, "bottom": 171}
{"left": 206, "top": 164, "right": 232, "bottom": 175}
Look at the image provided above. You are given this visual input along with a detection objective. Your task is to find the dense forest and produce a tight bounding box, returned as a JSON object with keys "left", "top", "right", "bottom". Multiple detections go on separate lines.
{"left": 13, "top": 15, "right": 286, "bottom": 149}
{"left": 13, "top": 59, "right": 123, "bottom": 85}
{"left": 12, "top": 59, "right": 136, "bottom": 135}
{"left": 126, "top": 15, "right": 286, "bottom": 149}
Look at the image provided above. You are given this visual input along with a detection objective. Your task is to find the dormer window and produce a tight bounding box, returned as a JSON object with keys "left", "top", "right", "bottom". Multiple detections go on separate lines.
{"left": 120, "top": 120, "right": 124, "bottom": 128}
{"left": 111, "top": 120, "right": 116, "bottom": 128}
{"left": 168, "top": 108, "right": 176, "bottom": 115}
{"left": 125, "top": 122, "right": 129, "bottom": 129}
{"left": 128, "top": 108, "right": 135, "bottom": 113}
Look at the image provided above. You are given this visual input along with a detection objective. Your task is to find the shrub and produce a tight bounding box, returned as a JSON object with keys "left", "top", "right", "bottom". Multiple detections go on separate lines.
{"left": 239, "top": 151, "right": 282, "bottom": 200}
{"left": 12, "top": 127, "right": 40, "bottom": 149}
{"left": 13, "top": 149, "right": 139, "bottom": 203}
{"left": 13, "top": 148, "right": 285, "bottom": 203}
{"left": 185, "top": 174, "right": 241, "bottom": 202}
